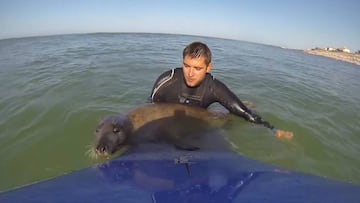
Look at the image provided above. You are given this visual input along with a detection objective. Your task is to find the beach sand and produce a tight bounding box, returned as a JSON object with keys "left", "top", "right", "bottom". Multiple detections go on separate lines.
{"left": 304, "top": 49, "right": 360, "bottom": 66}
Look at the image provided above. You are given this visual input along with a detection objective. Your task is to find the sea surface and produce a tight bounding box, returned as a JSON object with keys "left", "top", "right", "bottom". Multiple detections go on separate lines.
{"left": 0, "top": 33, "right": 359, "bottom": 191}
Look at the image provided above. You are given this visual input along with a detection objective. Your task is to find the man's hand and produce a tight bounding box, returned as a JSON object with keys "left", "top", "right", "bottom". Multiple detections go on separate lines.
{"left": 275, "top": 129, "right": 294, "bottom": 140}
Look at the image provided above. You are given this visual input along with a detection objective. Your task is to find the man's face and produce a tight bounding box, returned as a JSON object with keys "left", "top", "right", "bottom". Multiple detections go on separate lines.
{"left": 182, "top": 55, "right": 212, "bottom": 87}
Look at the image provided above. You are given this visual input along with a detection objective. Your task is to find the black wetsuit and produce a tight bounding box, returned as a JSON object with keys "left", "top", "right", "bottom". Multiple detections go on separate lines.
{"left": 150, "top": 68, "right": 274, "bottom": 130}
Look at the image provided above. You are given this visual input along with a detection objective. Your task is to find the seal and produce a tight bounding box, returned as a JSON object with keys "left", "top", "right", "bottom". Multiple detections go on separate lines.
{"left": 92, "top": 103, "right": 230, "bottom": 157}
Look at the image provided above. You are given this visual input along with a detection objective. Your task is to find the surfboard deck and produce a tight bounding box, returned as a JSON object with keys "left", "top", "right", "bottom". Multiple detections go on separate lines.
{"left": 1, "top": 145, "right": 359, "bottom": 203}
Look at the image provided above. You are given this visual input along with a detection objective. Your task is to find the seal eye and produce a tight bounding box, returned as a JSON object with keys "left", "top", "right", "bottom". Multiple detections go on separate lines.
{"left": 113, "top": 128, "right": 120, "bottom": 133}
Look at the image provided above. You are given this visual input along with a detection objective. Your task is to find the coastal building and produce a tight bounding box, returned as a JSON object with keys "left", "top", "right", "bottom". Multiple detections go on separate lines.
{"left": 336, "top": 47, "right": 351, "bottom": 53}
{"left": 325, "top": 47, "right": 336, "bottom": 51}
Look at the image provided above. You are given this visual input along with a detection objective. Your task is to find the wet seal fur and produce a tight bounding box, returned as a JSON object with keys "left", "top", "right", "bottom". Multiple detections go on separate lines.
{"left": 92, "top": 103, "right": 230, "bottom": 158}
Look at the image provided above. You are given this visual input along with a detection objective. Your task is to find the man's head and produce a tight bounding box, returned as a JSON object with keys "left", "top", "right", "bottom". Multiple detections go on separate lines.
{"left": 182, "top": 42, "right": 212, "bottom": 87}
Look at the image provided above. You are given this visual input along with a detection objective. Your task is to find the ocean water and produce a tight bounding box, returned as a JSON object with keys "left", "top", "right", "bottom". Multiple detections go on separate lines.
{"left": 0, "top": 33, "right": 359, "bottom": 191}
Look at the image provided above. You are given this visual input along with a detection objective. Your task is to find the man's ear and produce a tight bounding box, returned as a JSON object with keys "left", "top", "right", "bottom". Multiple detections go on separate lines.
{"left": 206, "top": 63, "right": 213, "bottom": 73}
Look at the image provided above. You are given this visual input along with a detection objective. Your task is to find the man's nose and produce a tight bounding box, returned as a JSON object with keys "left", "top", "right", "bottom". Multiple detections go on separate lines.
{"left": 188, "top": 68, "right": 194, "bottom": 77}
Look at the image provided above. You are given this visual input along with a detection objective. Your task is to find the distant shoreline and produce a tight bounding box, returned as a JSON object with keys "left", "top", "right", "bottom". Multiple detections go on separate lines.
{"left": 304, "top": 49, "right": 360, "bottom": 66}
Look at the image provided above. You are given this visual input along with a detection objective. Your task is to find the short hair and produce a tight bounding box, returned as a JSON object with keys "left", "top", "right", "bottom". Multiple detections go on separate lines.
{"left": 183, "top": 42, "right": 212, "bottom": 65}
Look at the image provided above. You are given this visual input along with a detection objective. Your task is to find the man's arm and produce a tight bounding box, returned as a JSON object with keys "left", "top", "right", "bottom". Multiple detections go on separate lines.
{"left": 212, "top": 79, "right": 272, "bottom": 127}
{"left": 149, "top": 69, "right": 175, "bottom": 103}
{"left": 211, "top": 79, "right": 293, "bottom": 139}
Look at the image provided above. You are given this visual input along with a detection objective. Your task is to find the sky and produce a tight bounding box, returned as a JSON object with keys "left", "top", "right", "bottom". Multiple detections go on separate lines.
{"left": 0, "top": 0, "right": 359, "bottom": 51}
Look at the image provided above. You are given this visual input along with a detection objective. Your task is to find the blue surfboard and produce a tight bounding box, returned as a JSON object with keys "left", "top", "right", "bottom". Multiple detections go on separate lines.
{"left": 1, "top": 143, "right": 359, "bottom": 203}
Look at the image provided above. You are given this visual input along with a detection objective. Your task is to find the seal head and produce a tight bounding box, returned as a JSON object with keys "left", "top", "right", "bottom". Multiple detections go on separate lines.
{"left": 95, "top": 115, "right": 132, "bottom": 156}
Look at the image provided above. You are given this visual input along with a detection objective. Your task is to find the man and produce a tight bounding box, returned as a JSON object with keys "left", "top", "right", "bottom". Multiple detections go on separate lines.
{"left": 150, "top": 42, "right": 293, "bottom": 139}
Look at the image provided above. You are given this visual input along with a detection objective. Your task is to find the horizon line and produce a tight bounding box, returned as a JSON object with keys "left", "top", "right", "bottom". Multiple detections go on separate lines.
{"left": 0, "top": 31, "right": 301, "bottom": 50}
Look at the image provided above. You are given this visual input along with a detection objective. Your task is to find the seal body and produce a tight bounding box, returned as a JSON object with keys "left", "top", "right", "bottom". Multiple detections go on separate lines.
{"left": 94, "top": 103, "right": 229, "bottom": 156}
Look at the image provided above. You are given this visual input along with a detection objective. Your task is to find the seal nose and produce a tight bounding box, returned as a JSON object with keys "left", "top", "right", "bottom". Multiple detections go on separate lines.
{"left": 95, "top": 144, "right": 109, "bottom": 154}
{"left": 99, "top": 146, "right": 106, "bottom": 153}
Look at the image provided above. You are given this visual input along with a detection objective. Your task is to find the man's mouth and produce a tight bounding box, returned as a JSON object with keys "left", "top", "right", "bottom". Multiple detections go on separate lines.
{"left": 187, "top": 78, "right": 195, "bottom": 83}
